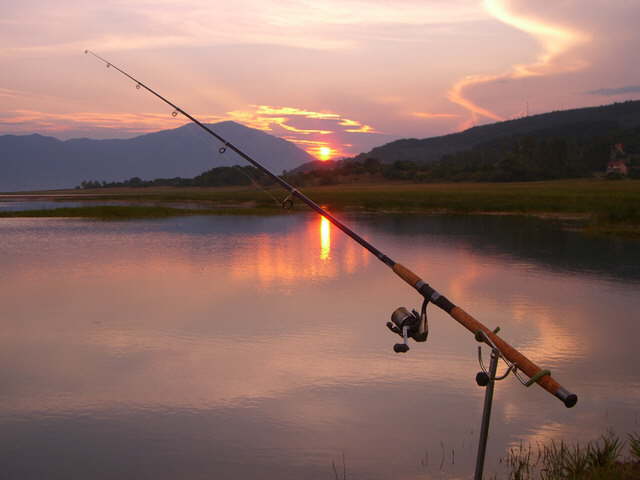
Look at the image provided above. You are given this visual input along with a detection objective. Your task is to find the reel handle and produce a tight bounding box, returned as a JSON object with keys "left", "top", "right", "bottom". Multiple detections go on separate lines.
{"left": 387, "top": 321, "right": 411, "bottom": 353}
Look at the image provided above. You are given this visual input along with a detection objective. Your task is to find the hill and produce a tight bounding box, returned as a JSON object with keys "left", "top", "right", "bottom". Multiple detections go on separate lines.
{"left": 356, "top": 101, "right": 640, "bottom": 164}
{"left": 285, "top": 101, "right": 640, "bottom": 184}
{"left": 0, "top": 121, "right": 313, "bottom": 191}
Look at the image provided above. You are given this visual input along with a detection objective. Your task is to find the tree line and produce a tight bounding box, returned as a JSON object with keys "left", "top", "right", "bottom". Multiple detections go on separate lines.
{"left": 286, "top": 122, "right": 640, "bottom": 185}
{"left": 79, "top": 122, "right": 640, "bottom": 189}
{"left": 79, "top": 165, "right": 276, "bottom": 189}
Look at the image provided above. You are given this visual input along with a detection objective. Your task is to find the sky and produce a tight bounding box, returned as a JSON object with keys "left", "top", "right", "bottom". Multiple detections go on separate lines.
{"left": 1, "top": 0, "right": 639, "bottom": 160}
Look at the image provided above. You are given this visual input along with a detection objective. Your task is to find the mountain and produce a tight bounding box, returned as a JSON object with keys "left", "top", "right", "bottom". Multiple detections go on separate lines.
{"left": 356, "top": 101, "right": 640, "bottom": 164}
{"left": 0, "top": 121, "right": 314, "bottom": 191}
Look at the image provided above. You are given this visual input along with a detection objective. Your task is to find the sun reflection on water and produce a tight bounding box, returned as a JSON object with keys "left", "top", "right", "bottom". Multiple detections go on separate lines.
{"left": 320, "top": 216, "right": 331, "bottom": 260}
{"left": 223, "top": 214, "right": 368, "bottom": 286}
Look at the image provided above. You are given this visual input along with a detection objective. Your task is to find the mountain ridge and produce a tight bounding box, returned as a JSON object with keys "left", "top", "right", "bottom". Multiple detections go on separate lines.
{"left": 0, "top": 121, "right": 314, "bottom": 191}
{"left": 355, "top": 100, "right": 640, "bottom": 164}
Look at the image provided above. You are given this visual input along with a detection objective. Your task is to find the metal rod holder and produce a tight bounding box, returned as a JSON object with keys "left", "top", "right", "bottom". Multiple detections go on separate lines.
{"left": 474, "top": 347, "right": 499, "bottom": 480}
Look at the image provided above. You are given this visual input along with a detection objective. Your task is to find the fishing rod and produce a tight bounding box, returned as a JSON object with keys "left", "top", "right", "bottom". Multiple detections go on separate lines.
{"left": 85, "top": 50, "right": 577, "bottom": 409}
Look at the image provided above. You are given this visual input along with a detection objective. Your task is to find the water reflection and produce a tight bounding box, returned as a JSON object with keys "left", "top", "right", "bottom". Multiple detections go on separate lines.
{"left": 320, "top": 216, "right": 331, "bottom": 260}
{"left": 362, "top": 214, "right": 640, "bottom": 284}
{"left": 0, "top": 214, "right": 638, "bottom": 480}
{"left": 225, "top": 214, "right": 366, "bottom": 286}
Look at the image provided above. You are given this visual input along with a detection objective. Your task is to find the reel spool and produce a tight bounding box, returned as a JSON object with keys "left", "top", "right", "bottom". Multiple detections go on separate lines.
{"left": 386, "top": 298, "right": 429, "bottom": 353}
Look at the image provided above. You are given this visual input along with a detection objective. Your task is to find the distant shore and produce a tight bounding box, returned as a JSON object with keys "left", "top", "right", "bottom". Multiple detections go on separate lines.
{"left": 1, "top": 179, "right": 638, "bottom": 237}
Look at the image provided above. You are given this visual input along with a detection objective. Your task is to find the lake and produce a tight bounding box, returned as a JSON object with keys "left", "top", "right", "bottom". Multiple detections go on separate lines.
{"left": 1, "top": 213, "right": 638, "bottom": 479}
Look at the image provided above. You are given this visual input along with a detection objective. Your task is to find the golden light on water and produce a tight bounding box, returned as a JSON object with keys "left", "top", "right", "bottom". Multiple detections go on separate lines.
{"left": 224, "top": 215, "right": 370, "bottom": 285}
{"left": 320, "top": 216, "right": 331, "bottom": 260}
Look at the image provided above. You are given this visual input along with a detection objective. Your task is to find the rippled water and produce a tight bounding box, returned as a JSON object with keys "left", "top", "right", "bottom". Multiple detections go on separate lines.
{"left": 1, "top": 213, "right": 638, "bottom": 479}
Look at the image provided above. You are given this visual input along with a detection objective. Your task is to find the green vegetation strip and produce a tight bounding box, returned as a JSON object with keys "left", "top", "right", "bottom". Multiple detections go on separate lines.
{"left": 0, "top": 205, "right": 283, "bottom": 220}
{"left": 3, "top": 179, "right": 639, "bottom": 236}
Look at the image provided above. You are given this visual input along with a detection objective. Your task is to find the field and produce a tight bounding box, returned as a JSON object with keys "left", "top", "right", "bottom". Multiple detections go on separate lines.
{"left": 2, "top": 179, "right": 639, "bottom": 236}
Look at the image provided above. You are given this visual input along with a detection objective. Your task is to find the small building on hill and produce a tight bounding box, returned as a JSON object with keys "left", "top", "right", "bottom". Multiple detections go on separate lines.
{"left": 607, "top": 159, "right": 629, "bottom": 176}
{"left": 606, "top": 143, "right": 629, "bottom": 176}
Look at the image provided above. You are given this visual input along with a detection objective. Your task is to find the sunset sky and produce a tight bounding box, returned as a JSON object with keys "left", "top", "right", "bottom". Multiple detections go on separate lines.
{"left": 1, "top": 0, "right": 639, "bottom": 160}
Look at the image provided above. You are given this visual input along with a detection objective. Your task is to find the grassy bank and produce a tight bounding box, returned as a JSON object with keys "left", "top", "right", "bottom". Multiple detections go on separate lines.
{"left": 2, "top": 179, "right": 639, "bottom": 236}
{"left": 0, "top": 205, "right": 282, "bottom": 220}
{"left": 501, "top": 431, "right": 640, "bottom": 479}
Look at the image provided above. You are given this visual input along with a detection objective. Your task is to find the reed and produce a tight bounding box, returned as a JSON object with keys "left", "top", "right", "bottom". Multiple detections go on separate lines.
{"left": 502, "top": 432, "right": 640, "bottom": 480}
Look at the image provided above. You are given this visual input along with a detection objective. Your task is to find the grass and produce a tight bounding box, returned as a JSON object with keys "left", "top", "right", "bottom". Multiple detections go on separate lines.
{"left": 502, "top": 431, "right": 640, "bottom": 479}
{"left": 630, "top": 434, "right": 640, "bottom": 461}
{"left": 2, "top": 179, "right": 639, "bottom": 236}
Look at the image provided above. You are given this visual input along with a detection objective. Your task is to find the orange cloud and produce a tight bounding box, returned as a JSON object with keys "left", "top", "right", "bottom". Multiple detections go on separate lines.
{"left": 0, "top": 109, "right": 215, "bottom": 134}
{"left": 254, "top": 106, "right": 340, "bottom": 120}
{"left": 412, "top": 112, "right": 460, "bottom": 119}
{"left": 338, "top": 118, "right": 375, "bottom": 133}
{"left": 448, "top": 0, "right": 590, "bottom": 126}
{"left": 278, "top": 123, "right": 332, "bottom": 135}
{"left": 227, "top": 105, "right": 378, "bottom": 159}
{"left": 2, "top": 103, "right": 378, "bottom": 160}
{"left": 447, "top": 75, "right": 506, "bottom": 124}
{"left": 485, "top": 0, "right": 589, "bottom": 75}
{"left": 287, "top": 139, "right": 331, "bottom": 146}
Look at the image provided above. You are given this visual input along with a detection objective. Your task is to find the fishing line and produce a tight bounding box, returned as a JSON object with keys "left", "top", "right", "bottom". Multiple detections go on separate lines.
{"left": 178, "top": 120, "right": 285, "bottom": 207}
{"left": 85, "top": 49, "right": 392, "bottom": 263}
{"left": 85, "top": 50, "right": 577, "bottom": 409}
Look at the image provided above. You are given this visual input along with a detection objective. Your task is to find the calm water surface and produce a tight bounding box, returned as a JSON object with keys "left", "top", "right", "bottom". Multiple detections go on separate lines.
{"left": 0, "top": 200, "right": 90, "bottom": 211}
{"left": 1, "top": 213, "right": 639, "bottom": 479}
{"left": 0, "top": 199, "right": 212, "bottom": 211}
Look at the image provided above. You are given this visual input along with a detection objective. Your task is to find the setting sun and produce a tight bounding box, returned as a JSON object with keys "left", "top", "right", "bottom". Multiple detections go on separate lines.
{"left": 319, "top": 146, "right": 332, "bottom": 161}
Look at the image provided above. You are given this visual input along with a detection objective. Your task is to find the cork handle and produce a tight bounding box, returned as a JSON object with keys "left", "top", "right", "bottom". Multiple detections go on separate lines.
{"left": 449, "top": 307, "right": 575, "bottom": 407}
{"left": 392, "top": 263, "right": 422, "bottom": 288}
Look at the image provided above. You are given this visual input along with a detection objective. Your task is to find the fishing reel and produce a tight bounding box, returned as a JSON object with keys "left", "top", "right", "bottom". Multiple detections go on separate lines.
{"left": 386, "top": 298, "right": 429, "bottom": 353}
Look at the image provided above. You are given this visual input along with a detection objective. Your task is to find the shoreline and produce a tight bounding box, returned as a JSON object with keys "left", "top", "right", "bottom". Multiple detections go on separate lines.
{"left": 1, "top": 179, "right": 638, "bottom": 238}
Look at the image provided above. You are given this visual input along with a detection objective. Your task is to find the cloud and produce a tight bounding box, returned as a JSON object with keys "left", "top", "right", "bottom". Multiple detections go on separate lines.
{"left": 0, "top": 0, "right": 486, "bottom": 56}
{"left": 0, "top": 110, "right": 221, "bottom": 136}
{"left": 0, "top": 87, "right": 66, "bottom": 104}
{"left": 253, "top": 106, "right": 340, "bottom": 120}
{"left": 412, "top": 112, "right": 459, "bottom": 119}
{"left": 1, "top": 105, "right": 382, "bottom": 160}
{"left": 447, "top": 0, "right": 590, "bottom": 126}
{"left": 227, "top": 105, "right": 379, "bottom": 159}
{"left": 586, "top": 85, "right": 640, "bottom": 96}
{"left": 338, "top": 119, "right": 375, "bottom": 133}
{"left": 7, "top": 0, "right": 633, "bottom": 152}
{"left": 0, "top": 88, "right": 21, "bottom": 99}
{"left": 484, "top": 0, "right": 588, "bottom": 74}
{"left": 447, "top": 74, "right": 505, "bottom": 124}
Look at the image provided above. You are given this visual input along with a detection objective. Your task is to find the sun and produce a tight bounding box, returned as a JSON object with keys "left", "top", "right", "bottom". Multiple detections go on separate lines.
{"left": 318, "top": 146, "right": 332, "bottom": 161}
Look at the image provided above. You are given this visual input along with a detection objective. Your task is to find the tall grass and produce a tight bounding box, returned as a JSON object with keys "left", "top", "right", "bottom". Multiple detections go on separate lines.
{"left": 629, "top": 433, "right": 640, "bottom": 462}
{"left": 503, "top": 432, "right": 640, "bottom": 480}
